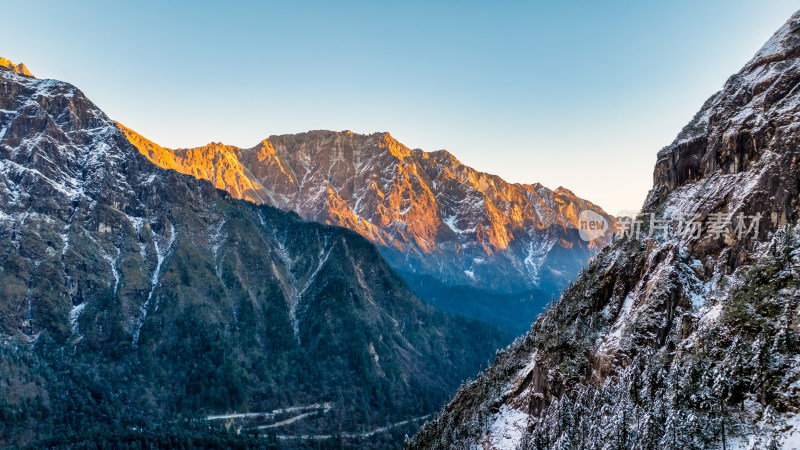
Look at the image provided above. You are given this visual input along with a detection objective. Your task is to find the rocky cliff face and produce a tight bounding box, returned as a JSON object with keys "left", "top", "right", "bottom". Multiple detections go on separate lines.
{"left": 0, "top": 58, "right": 32, "bottom": 78}
{"left": 120, "top": 125, "right": 614, "bottom": 333}
{"left": 0, "top": 62, "right": 507, "bottom": 446}
{"left": 409, "top": 11, "right": 800, "bottom": 449}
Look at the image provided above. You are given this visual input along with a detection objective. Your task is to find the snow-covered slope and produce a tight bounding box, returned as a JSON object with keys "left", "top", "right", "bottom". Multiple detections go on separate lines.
{"left": 409, "top": 10, "right": 800, "bottom": 449}
{"left": 0, "top": 59, "right": 507, "bottom": 445}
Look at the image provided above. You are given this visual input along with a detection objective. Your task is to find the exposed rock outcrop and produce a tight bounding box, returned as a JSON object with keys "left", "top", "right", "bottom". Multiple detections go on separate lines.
{"left": 0, "top": 58, "right": 33, "bottom": 77}
{"left": 409, "top": 10, "right": 800, "bottom": 449}
{"left": 120, "top": 124, "right": 615, "bottom": 333}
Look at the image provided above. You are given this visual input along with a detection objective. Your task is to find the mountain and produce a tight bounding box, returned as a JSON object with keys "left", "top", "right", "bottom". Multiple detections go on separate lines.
{"left": 0, "top": 57, "right": 32, "bottom": 77}
{"left": 120, "top": 125, "right": 615, "bottom": 334}
{"left": 0, "top": 60, "right": 507, "bottom": 447}
{"left": 409, "top": 10, "right": 800, "bottom": 449}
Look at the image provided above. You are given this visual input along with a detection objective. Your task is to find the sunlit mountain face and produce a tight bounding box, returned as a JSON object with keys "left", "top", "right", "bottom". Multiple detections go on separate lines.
{"left": 2, "top": 5, "right": 798, "bottom": 449}
{"left": 0, "top": 57, "right": 32, "bottom": 77}
{"left": 121, "top": 125, "right": 615, "bottom": 334}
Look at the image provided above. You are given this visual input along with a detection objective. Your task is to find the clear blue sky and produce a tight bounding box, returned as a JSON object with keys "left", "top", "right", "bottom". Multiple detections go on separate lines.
{"left": 3, "top": 1, "right": 797, "bottom": 214}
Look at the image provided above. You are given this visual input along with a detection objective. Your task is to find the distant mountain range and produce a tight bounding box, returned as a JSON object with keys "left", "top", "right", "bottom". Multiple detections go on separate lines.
{"left": 121, "top": 125, "right": 614, "bottom": 334}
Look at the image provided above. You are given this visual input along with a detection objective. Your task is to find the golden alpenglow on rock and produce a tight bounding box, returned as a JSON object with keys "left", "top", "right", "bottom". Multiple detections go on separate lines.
{"left": 0, "top": 57, "right": 33, "bottom": 77}
{"left": 120, "top": 124, "right": 615, "bottom": 334}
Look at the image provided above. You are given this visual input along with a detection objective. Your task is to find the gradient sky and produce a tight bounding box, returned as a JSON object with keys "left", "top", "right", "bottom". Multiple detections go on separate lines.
{"left": 3, "top": 1, "right": 798, "bottom": 214}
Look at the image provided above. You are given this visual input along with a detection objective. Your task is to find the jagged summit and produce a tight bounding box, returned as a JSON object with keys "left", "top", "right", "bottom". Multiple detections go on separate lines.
{"left": 265, "top": 128, "right": 391, "bottom": 142}
{"left": 0, "top": 57, "right": 33, "bottom": 77}
{"left": 120, "top": 122, "right": 615, "bottom": 333}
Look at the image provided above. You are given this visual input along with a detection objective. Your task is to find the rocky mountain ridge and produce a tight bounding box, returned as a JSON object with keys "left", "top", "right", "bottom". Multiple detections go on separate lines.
{"left": 0, "top": 58, "right": 32, "bottom": 78}
{"left": 120, "top": 124, "right": 615, "bottom": 333}
{"left": 408, "top": 10, "right": 800, "bottom": 449}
